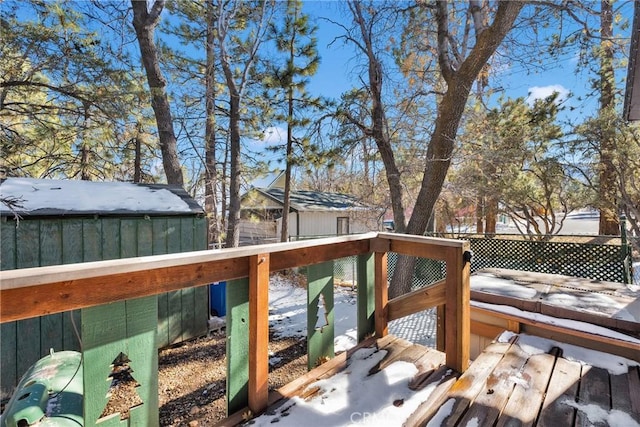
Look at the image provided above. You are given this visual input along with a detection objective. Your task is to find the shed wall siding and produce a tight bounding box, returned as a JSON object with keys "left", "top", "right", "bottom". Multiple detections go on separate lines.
{"left": 0, "top": 215, "right": 207, "bottom": 397}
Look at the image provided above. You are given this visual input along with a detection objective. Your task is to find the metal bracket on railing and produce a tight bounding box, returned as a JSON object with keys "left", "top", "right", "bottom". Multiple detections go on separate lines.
{"left": 463, "top": 250, "right": 473, "bottom": 265}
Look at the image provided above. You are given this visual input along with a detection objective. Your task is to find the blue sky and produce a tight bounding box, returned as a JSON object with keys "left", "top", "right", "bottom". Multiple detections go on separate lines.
{"left": 254, "top": 1, "right": 635, "bottom": 171}
{"left": 298, "top": 1, "right": 633, "bottom": 114}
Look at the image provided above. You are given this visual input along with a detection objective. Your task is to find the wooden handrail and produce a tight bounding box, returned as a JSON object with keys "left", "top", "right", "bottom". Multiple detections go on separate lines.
{"left": 0, "top": 234, "right": 374, "bottom": 323}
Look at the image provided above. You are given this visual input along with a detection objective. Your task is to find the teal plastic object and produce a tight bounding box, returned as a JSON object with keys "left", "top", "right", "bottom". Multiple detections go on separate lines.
{"left": 1, "top": 350, "right": 83, "bottom": 427}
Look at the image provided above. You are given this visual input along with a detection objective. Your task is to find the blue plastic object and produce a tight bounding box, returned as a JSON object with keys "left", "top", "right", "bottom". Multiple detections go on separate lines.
{"left": 209, "top": 281, "right": 227, "bottom": 316}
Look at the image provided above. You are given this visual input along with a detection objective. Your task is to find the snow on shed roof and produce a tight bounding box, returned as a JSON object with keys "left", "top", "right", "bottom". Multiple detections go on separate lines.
{"left": 0, "top": 178, "right": 203, "bottom": 217}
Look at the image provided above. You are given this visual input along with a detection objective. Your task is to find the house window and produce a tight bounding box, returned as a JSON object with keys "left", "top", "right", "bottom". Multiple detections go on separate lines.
{"left": 337, "top": 217, "right": 349, "bottom": 235}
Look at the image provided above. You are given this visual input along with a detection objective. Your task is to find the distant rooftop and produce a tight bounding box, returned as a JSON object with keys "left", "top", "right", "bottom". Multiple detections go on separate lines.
{"left": 255, "top": 187, "right": 365, "bottom": 212}
{"left": 0, "top": 178, "right": 203, "bottom": 217}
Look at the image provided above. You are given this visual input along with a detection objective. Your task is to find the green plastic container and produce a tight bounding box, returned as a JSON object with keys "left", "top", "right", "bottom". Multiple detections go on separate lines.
{"left": 1, "top": 350, "right": 83, "bottom": 427}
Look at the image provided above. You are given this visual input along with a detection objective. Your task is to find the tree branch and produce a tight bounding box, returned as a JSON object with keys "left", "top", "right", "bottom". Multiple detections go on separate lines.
{"left": 435, "top": 1, "right": 454, "bottom": 83}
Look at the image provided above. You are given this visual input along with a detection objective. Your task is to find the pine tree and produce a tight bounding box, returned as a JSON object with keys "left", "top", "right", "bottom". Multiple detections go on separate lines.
{"left": 131, "top": 0, "right": 184, "bottom": 185}
{"left": 1, "top": 0, "right": 150, "bottom": 181}
{"left": 215, "top": 0, "right": 276, "bottom": 248}
{"left": 265, "top": 0, "right": 324, "bottom": 242}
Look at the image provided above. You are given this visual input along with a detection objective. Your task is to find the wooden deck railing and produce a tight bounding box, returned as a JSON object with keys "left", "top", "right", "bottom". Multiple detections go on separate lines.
{"left": 0, "top": 232, "right": 470, "bottom": 423}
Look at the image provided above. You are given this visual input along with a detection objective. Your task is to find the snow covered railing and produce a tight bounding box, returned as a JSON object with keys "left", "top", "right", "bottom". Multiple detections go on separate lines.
{"left": 0, "top": 232, "right": 470, "bottom": 421}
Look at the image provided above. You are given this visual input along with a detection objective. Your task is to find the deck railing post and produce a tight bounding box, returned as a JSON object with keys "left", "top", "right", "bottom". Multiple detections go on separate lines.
{"left": 226, "top": 277, "right": 249, "bottom": 415}
{"left": 436, "top": 305, "right": 446, "bottom": 352}
{"left": 356, "top": 253, "right": 375, "bottom": 342}
{"left": 374, "top": 251, "right": 389, "bottom": 338}
{"left": 444, "top": 242, "right": 471, "bottom": 372}
{"left": 307, "top": 261, "right": 335, "bottom": 370}
{"left": 249, "top": 253, "right": 270, "bottom": 414}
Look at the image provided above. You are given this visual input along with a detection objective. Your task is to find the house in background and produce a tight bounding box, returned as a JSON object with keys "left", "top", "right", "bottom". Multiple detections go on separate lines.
{"left": 240, "top": 172, "right": 378, "bottom": 245}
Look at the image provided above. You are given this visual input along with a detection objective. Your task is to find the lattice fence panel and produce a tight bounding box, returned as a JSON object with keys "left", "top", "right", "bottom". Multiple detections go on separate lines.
{"left": 332, "top": 235, "right": 636, "bottom": 288}
{"left": 334, "top": 253, "right": 446, "bottom": 291}
{"left": 387, "top": 252, "right": 446, "bottom": 290}
{"left": 467, "top": 238, "right": 626, "bottom": 283}
{"left": 334, "top": 256, "right": 358, "bottom": 286}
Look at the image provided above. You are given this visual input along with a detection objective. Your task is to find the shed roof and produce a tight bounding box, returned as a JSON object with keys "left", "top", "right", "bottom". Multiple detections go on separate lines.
{"left": 0, "top": 178, "right": 203, "bottom": 217}
{"left": 249, "top": 188, "right": 365, "bottom": 212}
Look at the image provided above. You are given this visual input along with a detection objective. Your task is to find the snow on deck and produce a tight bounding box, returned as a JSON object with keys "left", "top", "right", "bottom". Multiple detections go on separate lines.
{"left": 471, "top": 268, "right": 640, "bottom": 333}
{"left": 245, "top": 333, "right": 640, "bottom": 426}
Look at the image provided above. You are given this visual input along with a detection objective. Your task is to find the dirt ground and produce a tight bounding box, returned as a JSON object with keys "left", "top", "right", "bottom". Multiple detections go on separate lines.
{"left": 157, "top": 331, "right": 307, "bottom": 426}
{"left": 97, "top": 271, "right": 310, "bottom": 426}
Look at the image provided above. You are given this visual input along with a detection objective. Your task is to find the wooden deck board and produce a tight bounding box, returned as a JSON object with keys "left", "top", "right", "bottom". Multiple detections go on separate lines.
{"left": 575, "top": 366, "right": 611, "bottom": 427}
{"left": 437, "top": 342, "right": 512, "bottom": 426}
{"left": 405, "top": 366, "right": 459, "bottom": 426}
{"left": 611, "top": 370, "right": 638, "bottom": 423}
{"left": 496, "top": 350, "right": 558, "bottom": 427}
{"left": 629, "top": 367, "right": 640, "bottom": 419}
{"left": 219, "top": 334, "right": 639, "bottom": 427}
{"left": 456, "top": 340, "right": 530, "bottom": 426}
{"left": 537, "top": 356, "right": 582, "bottom": 427}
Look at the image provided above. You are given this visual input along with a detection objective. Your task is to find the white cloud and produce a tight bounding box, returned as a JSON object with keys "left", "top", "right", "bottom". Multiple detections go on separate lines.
{"left": 260, "top": 126, "right": 286, "bottom": 145}
{"left": 526, "top": 84, "right": 569, "bottom": 106}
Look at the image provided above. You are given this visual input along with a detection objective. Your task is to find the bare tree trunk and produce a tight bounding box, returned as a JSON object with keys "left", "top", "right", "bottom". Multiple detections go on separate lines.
{"left": 598, "top": 0, "right": 619, "bottom": 235}
{"left": 350, "top": 1, "right": 407, "bottom": 234}
{"left": 281, "top": 88, "right": 294, "bottom": 243}
{"left": 225, "top": 93, "right": 242, "bottom": 248}
{"left": 205, "top": 2, "right": 221, "bottom": 247}
{"left": 134, "top": 133, "right": 141, "bottom": 183}
{"left": 80, "top": 104, "right": 91, "bottom": 181}
{"left": 131, "top": 0, "right": 183, "bottom": 186}
{"left": 476, "top": 197, "right": 484, "bottom": 234}
{"left": 390, "top": 1, "right": 523, "bottom": 298}
{"left": 80, "top": 143, "right": 91, "bottom": 181}
{"left": 485, "top": 197, "right": 498, "bottom": 234}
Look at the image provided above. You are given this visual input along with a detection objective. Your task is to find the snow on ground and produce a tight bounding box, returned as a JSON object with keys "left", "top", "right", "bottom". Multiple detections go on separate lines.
{"left": 268, "top": 275, "right": 438, "bottom": 352}
{"left": 260, "top": 274, "right": 640, "bottom": 426}
{"left": 252, "top": 346, "right": 451, "bottom": 426}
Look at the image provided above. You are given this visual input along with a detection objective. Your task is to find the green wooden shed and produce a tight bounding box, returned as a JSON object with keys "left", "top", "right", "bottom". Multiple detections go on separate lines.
{"left": 0, "top": 178, "right": 208, "bottom": 398}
